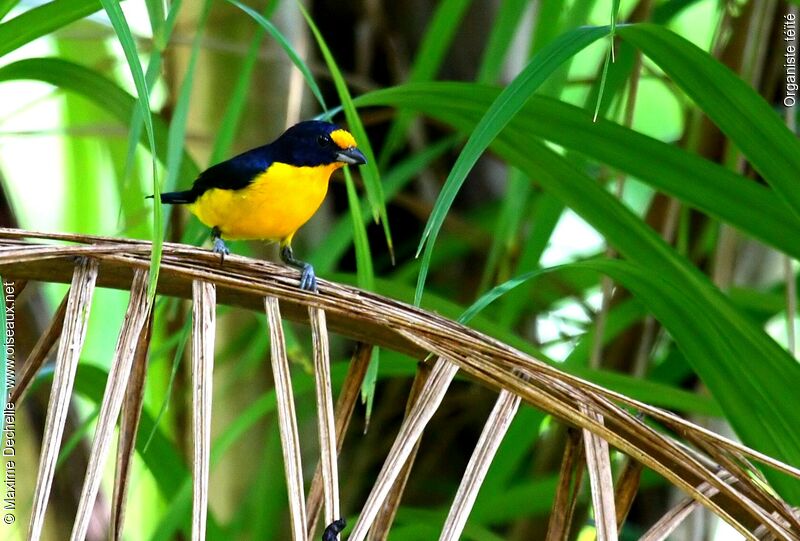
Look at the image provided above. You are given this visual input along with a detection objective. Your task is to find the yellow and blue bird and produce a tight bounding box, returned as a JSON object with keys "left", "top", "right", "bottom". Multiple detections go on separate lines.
{"left": 157, "top": 120, "right": 367, "bottom": 291}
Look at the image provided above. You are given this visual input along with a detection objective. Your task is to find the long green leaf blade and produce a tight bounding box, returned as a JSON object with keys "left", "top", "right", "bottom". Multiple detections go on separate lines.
{"left": 476, "top": 0, "right": 529, "bottom": 84}
{"left": 355, "top": 87, "right": 800, "bottom": 501}
{"left": 0, "top": 58, "right": 198, "bottom": 181}
{"left": 229, "top": 0, "right": 327, "bottom": 110}
{"left": 99, "top": 0, "right": 161, "bottom": 301}
{"left": 618, "top": 24, "right": 800, "bottom": 220}
{"left": 0, "top": 0, "right": 100, "bottom": 58}
{"left": 296, "top": 1, "right": 391, "bottom": 415}
{"left": 0, "top": 0, "right": 19, "bottom": 21}
{"left": 297, "top": 0, "right": 392, "bottom": 264}
{"left": 355, "top": 83, "right": 800, "bottom": 260}
{"left": 413, "top": 25, "right": 610, "bottom": 305}
{"left": 163, "top": 0, "right": 211, "bottom": 193}
{"left": 209, "top": 0, "right": 278, "bottom": 163}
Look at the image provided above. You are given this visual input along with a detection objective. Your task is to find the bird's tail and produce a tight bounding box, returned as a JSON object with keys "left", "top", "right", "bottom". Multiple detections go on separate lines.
{"left": 146, "top": 190, "right": 197, "bottom": 204}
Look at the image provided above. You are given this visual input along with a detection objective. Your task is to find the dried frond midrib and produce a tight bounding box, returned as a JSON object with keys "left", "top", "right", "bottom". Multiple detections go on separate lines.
{"left": 2, "top": 229, "right": 799, "bottom": 539}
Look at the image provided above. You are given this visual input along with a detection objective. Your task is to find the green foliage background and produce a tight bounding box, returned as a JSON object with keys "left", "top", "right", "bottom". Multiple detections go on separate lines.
{"left": 0, "top": 0, "right": 798, "bottom": 539}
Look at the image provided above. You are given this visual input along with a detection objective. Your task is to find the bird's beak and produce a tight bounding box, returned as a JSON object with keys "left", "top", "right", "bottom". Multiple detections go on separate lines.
{"left": 336, "top": 147, "right": 367, "bottom": 165}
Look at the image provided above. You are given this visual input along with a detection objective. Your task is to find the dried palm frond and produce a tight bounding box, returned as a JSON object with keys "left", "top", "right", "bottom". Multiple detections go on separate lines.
{"left": 2, "top": 229, "right": 799, "bottom": 540}
{"left": 70, "top": 269, "right": 151, "bottom": 541}
{"left": 265, "top": 296, "right": 307, "bottom": 541}
{"left": 191, "top": 280, "right": 216, "bottom": 541}
{"left": 27, "top": 257, "right": 98, "bottom": 541}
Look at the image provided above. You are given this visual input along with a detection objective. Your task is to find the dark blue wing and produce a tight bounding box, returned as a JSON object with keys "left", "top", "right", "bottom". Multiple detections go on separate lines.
{"left": 191, "top": 144, "right": 275, "bottom": 196}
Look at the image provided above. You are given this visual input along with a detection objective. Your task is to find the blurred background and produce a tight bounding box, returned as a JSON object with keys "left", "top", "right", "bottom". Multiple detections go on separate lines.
{"left": 0, "top": 0, "right": 798, "bottom": 539}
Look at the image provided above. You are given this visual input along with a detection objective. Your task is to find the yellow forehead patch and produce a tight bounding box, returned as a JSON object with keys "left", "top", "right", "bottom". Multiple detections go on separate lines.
{"left": 330, "top": 129, "right": 357, "bottom": 149}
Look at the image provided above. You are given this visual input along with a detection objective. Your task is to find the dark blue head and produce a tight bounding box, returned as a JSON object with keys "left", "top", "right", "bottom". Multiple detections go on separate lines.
{"left": 271, "top": 120, "right": 367, "bottom": 168}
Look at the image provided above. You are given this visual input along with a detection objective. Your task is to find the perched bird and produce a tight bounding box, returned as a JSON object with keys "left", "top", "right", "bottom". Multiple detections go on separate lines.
{"left": 155, "top": 120, "right": 367, "bottom": 291}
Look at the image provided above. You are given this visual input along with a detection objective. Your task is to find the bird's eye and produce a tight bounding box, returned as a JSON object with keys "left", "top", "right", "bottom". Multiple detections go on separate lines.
{"left": 317, "top": 134, "right": 332, "bottom": 147}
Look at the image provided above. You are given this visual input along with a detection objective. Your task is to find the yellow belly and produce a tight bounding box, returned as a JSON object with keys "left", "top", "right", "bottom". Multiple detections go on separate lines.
{"left": 188, "top": 162, "right": 340, "bottom": 241}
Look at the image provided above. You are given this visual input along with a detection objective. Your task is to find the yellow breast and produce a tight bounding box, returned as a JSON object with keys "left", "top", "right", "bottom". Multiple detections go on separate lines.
{"left": 188, "top": 162, "right": 340, "bottom": 241}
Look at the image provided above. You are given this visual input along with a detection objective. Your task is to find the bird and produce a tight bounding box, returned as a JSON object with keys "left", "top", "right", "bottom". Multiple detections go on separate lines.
{"left": 154, "top": 120, "right": 367, "bottom": 292}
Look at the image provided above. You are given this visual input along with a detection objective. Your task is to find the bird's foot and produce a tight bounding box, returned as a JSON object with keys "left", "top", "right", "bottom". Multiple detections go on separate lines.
{"left": 212, "top": 237, "right": 230, "bottom": 265}
{"left": 281, "top": 244, "right": 318, "bottom": 292}
{"left": 322, "top": 518, "right": 345, "bottom": 541}
{"left": 299, "top": 263, "right": 318, "bottom": 292}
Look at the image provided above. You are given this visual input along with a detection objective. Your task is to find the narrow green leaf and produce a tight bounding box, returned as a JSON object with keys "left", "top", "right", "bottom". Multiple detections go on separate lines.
{"left": 652, "top": 0, "right": 704, "bottom": 23}
{"left": 143, "top": 0, "right": 165, "bottom": 38}
{"left": 297, "top": 0, "right": 393, "bottom": 263}
{"left": 0, "top": 0, "right": 100, "bottom": 58}
{"left": 56, "top": 407, "right": 100, "bottom": 468}
{"left": 412, "top": 25, "right": 610, "bottom": 305}
{"left": 476, "top": 0, "right": 529, "bottom": 84}
{"left": 163, "top": 0, "right": 212, "bottom": 194}
{"left": 123, "top": 0, "right": 184, "bottom": 178}
{"left": 592, "top": 40, "right": 613, "bottom": 121}
{"left": 532, "top": 0, "right": 595, "bottom": 95}
{"left": 528, "top": 0, "right": 568, "bottom": 54}
{"left": 229, "top": 0, "right": 326, "bottom": 110}
{"left": 477, "top": 169, "right": 530, "bottom": 292}
{"left": 361, "top": 347, "right": 379, "bottom": 428}
{"left": 618, "top": 24, "right": 800, "bottom": 220}
{"left": 497, "top": 192, "right": 564, "bottom": 326}
{"left": 355, "top": 83, "right": 800, "bottom": 260}
{"left": 355, "top": 89, "right": 800, "bottom": 500}
{"left": 461, "top": 267, "right": 547, "bottom": 324}
{"left": 584, "top": 40, "right": 637, "bottom": 117}
{"left": 310, "top": 136, "right": 456, "bottom": 274}
{"left": 0, "top": 58, "right": 198, "bottom": 180}
{"left": 0, "top": 0, "right": 19, "bottom": 21}
{"left": 209, "top": 0, "right": 279, "bottom": 163}
{"left": 99, "top": 0, "right": 161, "bottom": 302}
{"left": 120, "top": 54, "right": 165, "bottom": 217}
{"left": 343, "top": 167, "right": 374, "bottom": 290}
{"left": 143, "top": 310, "right": 192, "bottom": 451}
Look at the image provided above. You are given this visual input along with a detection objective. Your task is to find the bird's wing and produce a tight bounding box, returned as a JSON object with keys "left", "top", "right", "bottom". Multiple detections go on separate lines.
{"left": 191, "top": 145, "right": 274, "bottom": 195}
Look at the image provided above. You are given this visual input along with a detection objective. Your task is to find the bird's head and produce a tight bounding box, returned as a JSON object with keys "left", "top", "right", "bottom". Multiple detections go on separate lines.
{"left": 274, "top": 120, "right": 367, "bottom": 168}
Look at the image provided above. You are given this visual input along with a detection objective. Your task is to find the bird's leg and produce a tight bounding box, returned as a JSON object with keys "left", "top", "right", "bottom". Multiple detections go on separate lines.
{"left": 211, "top": 226, "right": 230, "bottom": 264}
{"left": 321, "top": 518, "right": 346, "bottom": 541}
{"left": 280, "top": 244, "right": 317, "bottom": 292}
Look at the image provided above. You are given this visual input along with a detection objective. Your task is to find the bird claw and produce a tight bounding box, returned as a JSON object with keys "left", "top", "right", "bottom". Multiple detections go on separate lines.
{"left": 322, "top": 518, "right": 345, "bottom": 541}
{"left": 300, "top": 263, "right": 318, "bottom": 292}
{"left": 212, "top": 237, "right": 230, "bottom": 264}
